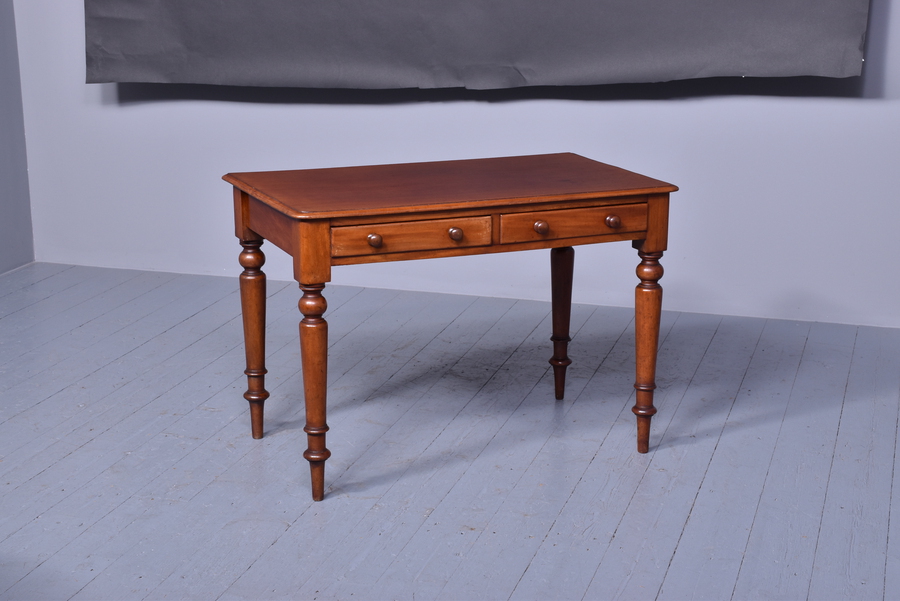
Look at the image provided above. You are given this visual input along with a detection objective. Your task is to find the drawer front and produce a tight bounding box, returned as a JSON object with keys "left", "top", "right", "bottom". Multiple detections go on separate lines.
{"left": 332, "top": 216, "right": 492, "bottom": 257}
{"left": 499, "top": 203, "right": 647, "bottom": 244}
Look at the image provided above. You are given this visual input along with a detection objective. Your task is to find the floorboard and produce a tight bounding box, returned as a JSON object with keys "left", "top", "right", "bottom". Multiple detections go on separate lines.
{"left": 1, "top": 264, "right": 898, "bottom": 600}
{"left": 732, "top": 323, "right": 857, "bottom": 600}
{"left": 658, "top": 319, "right": 811, "bottom": 601}
{"left": 808, "top": 326, "right": 900, "bottom": 600}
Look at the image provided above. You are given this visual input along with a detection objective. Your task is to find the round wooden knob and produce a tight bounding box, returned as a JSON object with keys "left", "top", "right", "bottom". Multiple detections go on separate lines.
{"left": 367, "top": 233, "right": 383, "bottom": 248}
{"left": 533, "top": 220, "right": 550, "bottom": 235}
{"left": 448, "top": 227, "right": 464, "bottom": 241}
{"left": 605, "top": 215, "right": 622, "bottom": 229}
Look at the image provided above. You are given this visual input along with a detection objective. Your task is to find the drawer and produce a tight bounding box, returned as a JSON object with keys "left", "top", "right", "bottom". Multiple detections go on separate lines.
{"left": 499, "top": 203, "right": 647, "bottom": 244}
{"left": 332, "top": 216, "right": 492, "bottom": 257}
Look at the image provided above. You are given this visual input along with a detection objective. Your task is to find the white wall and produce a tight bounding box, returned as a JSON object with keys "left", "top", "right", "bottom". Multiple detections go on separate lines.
{"left": 14, "top": 0, "right": 900, "bottom": 327}
{"left": 0, "top": 0, "right": 33, "bottom": 274}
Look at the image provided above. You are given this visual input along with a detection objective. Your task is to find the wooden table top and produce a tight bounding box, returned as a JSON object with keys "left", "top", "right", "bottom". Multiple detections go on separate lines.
{"left": 223, "top": 153, "right": 677, "bottom": 220}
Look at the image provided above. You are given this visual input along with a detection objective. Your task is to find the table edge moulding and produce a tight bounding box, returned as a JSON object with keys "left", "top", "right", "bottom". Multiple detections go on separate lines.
{"left": 224, "top": 152, "right": 678, "bottom": 501}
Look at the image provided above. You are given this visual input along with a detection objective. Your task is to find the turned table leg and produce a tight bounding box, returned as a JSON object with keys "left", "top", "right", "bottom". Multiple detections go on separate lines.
{"left": 550, "top": 246, "right": 575, "bottom": 400}
{"left": 633, "top": 250, "right": 663, "bottom": 453}
{"left": 239, "top": 239, "right": 269, "bottom": 439}
{"left": 299, "top": 283, "right": 331, "bottom": 501}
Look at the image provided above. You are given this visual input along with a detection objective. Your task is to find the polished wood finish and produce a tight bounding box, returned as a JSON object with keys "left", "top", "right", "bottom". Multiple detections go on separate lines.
{"left": 332, "top": 216, "right": 492, "bottom": 257}
{"left": 499, "top": 202, "right": 646, "bottom": 244}
{"left": 550, "top": 246, "right": 575, "bottom": 400}
{"left": 298, "top": 283, "right": 330, "bottom": 502}
{"left": 238, "top": 239, "right": 268, "bottom": 439}
{"left": 366, "top": 233, "right": 383, "bottom": 248}
{"left": 226, "top": 153, "right": 674, "bottom": 218}
{"left": 227, "top": 153, "right": 676, "bottom": 500}
{"left": 633, "top": 249, "right": 664, "bottom": 453}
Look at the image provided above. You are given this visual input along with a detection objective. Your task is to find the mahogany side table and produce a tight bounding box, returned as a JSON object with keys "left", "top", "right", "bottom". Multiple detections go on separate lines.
{"left": 224, "top": 153, "right": 677, "bottom": 501}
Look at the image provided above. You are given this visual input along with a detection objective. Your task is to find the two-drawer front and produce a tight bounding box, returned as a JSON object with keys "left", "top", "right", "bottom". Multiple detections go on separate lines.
{"left": 332, "top": 216, "right": 492, "bottom": 257}
{"left": 332, "top": 202, "right": 647, "bottom": 258}
{"left": 499, "top": 203, "right": 647, "bottom": 244}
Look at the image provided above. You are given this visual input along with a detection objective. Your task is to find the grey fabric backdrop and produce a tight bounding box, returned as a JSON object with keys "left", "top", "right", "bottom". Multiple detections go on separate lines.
{"left": 85, "top": 1, "right": 871, "bottom": 89}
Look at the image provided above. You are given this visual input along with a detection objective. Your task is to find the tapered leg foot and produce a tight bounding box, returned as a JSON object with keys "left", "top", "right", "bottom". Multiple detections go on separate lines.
{"left": 307, "top": 460, "right": 327, "bottom": 502}
{"left": 550, "top": 247, "right": 575, "bottom": 400}
{"left": 239, "top": 239, "right": 269, "bottom": 439}
{"left": 633, "top": 249, "right": 663, "bottom": 453}
{"left": 299, "top": 283, "right": 331, "bottom": 501}
{"left": 634, "top": 401, "right": 656, "bottom": 454}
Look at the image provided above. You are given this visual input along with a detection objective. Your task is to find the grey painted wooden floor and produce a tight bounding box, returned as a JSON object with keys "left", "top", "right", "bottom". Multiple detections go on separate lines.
{"left": 1, "top": 263, "right": 899, "bottom": 600}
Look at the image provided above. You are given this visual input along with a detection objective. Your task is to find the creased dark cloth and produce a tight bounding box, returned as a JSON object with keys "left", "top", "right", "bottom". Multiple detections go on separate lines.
{"left": 85, "top": 0, "right": 871, "bottom": 89}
